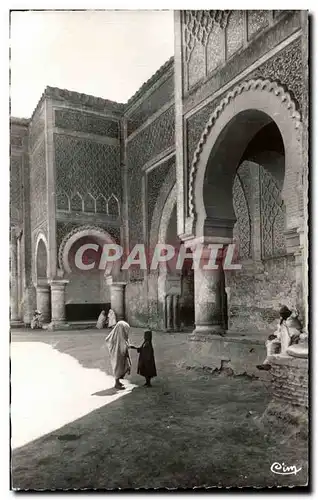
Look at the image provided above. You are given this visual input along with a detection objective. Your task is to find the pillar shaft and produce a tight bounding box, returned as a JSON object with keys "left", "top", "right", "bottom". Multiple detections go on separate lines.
{"left": 173, "top": 294, "right": 179, "bottom": 331}
{"left": 166, "top": 294, "right": 173, "bottom": 331}
{"left": 110, "top": 283, "right": 126, "bottom": 321}
{"left": 36, "top": 285, "right": 51, "bottom": 323}
{"left": 49, "top": 280, "right": 69, "bottom": 327}
{"left": 194, "top": 266, "right": 224, "bottom": 334}
{"left": 10, "top": 229, "right": 19, "bottom": 322}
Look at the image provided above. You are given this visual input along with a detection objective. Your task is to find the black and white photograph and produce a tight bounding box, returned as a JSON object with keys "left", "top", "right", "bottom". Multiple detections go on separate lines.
{"left": 8, "top": 7, "right": 309, "bottom": 491}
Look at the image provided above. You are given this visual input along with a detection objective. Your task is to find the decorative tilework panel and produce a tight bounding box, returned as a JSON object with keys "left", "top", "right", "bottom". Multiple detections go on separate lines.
{"left": 206, "top": 24, "right": 224, "bottom": 74}
{"left": 54, "top": 109, "right": 119, "bottom": 138}
{"left": 260, "top": 166, "right": 286, "bottom": 258}
{"left": 54, "top": 134, "right": 121, "bottom": 212}
{"left": 127, "top": 106, "right": 175, "bottom": 168}
{"left": 10, "top": 156, "right": 23, "bottom": 223}
{"left": 226, "top": 10, "right": 244, "bottom": 59}
{"left": 247, "top": 10, "right": 270, "bottom": 40}
{"left": 29, "top": 140, "right": 47, "bottom": 230}
{"left": 232, "top": 173, "right": 251, "bottom": 259}
{"left": 250, "top": 38, "right": 303, "bottom": 112}
{"left": 147, "top": 158, "right": 175, "bottom": 233}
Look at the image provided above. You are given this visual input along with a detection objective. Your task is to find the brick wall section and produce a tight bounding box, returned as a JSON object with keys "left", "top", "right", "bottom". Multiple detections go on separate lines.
{"left": 226, "top": 255, "right": 297, "bottom": 332}
{"left": 268, "top": 355, "right": 308, "bottom": 408}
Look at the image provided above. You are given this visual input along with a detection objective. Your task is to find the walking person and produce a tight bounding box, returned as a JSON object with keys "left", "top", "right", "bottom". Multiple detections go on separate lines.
{"left": 105, "top": 320, "right": 131, "bottom": 390}
{"left": 131, "top": 330, "right": 157, "bottom": 387}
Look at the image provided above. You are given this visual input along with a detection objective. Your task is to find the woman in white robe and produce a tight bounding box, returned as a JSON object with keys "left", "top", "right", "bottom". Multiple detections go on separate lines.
{"left": 107, "top": 309, "right": 117, "bottom": 328}
{"left": 105, "top": 321, "right": 131, "bottom": 389}
{"left": 96, "top": 310, "right": 107, "bottom": 329}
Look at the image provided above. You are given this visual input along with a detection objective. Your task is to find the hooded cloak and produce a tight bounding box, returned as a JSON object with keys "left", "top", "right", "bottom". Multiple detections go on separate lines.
{"left": 105, "top": 321, "right": 131, "bottom": 378}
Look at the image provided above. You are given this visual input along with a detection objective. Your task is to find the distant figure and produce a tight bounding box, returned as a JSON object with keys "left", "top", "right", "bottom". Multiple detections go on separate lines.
{"left": 30, "top": 310, "right": 42, "bottom": 330}
{"left": 131, "top": 330, "right": 157, "bottom": 387}
{"left": 257, "top": 305, "right": 302, "bottom": 371}
{"left": 107, "top": 308, "right": 117, "bottom": 328}
{"left": 96, "top": 310, "right": 107, "bottom": 329}
{"left": 105, "top": 321, "right": 131, "bottom": 390}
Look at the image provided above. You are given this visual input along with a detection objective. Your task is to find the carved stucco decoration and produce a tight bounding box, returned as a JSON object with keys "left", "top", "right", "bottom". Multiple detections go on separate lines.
{"left": 57, "top": 224, "right": 119, "bottom": 274}
{"left": 183, "top": 10, "right": 230, "bottom": 62}
{"left": 188, "top": 79, "right": 302, "bottom": 222}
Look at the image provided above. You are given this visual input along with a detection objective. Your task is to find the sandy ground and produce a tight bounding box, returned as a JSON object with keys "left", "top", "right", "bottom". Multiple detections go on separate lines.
{"left": 11, "top": 329, "right": 308, "bottom": 490}
{"left": 11, "top": 342, "right": 136, "bottom": 449}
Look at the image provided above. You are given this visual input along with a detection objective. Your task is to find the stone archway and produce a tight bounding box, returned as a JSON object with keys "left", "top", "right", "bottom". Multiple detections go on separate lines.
{"left": 58, "top": 225, "right": 121, "bottom": 322}
{"left": 184, "top": 79, "right": 305, "bottom": 334}
{"left": 187, "top": 79, "right": 302, "bottom": 241}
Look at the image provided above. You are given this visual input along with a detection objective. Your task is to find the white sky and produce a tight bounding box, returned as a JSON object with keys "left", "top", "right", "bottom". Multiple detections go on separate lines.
{"left": 10, "top": 10, "right": 174, "bottom": 118}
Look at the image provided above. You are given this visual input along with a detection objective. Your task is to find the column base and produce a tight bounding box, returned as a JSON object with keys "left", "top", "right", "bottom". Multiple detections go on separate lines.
{"left": 10, "top": 320, "right": 25, "bottom": 329}
{"left": 46, "top": 321, "right": 70, "bottom": 331}
{"left": 193, "top": 324, "right": 225, "bottom": 335}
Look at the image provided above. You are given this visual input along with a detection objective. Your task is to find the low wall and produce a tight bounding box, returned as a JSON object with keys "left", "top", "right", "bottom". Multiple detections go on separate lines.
{"left": 186, "top": 333, "right": 269, "bottom": 379}
{"left": 260, "top": 354, "right": 308, "bottom": 435}
{"left": 268, "top": 354, "right": 308, "bottom": 408}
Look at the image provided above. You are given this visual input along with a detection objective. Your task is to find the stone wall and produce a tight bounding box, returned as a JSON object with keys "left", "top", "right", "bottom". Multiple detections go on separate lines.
{"left": 226, "top": 255, "right": 297, "bottom": 333}
{"left": 125, "top": 280, "right": 149, "bottom": 327}
{"left": 65, "top": 270, "right": 110, "bottom": 306}
{"left": 269, "top": 355, "right": 308, "bottom": 408}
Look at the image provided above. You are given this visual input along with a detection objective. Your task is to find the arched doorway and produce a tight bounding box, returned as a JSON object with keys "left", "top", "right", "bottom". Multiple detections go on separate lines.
{"left": 58, "top": 226, "right": 120, "bottom": 322}
{"left": 35, "top": 234, "right": 51, "bottom": 323}
{"left": 187, "top": 80, "right": 304, "bottom": 334}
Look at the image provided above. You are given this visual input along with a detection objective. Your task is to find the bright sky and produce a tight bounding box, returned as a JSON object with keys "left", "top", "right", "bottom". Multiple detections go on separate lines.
{"left": 10, "top": 10, "right": 174, "bottom": 118}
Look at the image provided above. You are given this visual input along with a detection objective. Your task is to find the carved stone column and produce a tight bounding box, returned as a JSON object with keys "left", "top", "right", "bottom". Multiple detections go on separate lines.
{"left": 10, "top": 228, "right": 19, "bottom": 322}
{"left": 36, "top": 282, "right": 51, "bottom": 323}
{"left": 109, "top": 282, "right": 126, "bottom": 321}
{"left": 23, "top": 285, "right": 36, "bottom": 326}
{"left": 173, "top": 294, "right": 180, "bottom": 331}
{"left": 165, "top": 294, "right": 173, "bottom": 331}
{"left": 48, "top": 280, "right": 69, "bottom": 330}
{"left": 193, "top": 265, "right": 224, "bottom": 335}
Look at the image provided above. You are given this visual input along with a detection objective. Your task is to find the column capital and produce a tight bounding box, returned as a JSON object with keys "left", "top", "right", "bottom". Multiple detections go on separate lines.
{"left": 111, "top": 282, "right": 127, "bottom": 289}
{"left": 183, "top": 236, "right": 233, "bottom": 250}
{"left": 49, "top": 279, "right": 69, "bottom": 288}
{"left": 36, "top": 285, "right": 50, "bottom": 292}
{"left": 37, "top": 278, "right": 50, "bottom": 288}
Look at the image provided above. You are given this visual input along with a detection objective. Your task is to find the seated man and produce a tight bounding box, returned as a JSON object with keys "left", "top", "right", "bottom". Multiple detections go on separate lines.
{"left": 30, "top": 310, "right": 43, "bottom": 330}
{"left": 257, "top": 305, "right": 303, "bottom": 371}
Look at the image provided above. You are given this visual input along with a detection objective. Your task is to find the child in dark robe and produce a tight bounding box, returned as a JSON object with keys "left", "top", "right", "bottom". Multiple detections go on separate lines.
{"left": 131, "top": 330, "right": 157, "bottom": 387}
